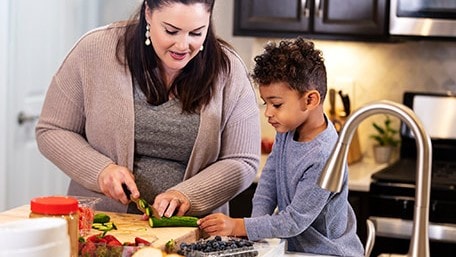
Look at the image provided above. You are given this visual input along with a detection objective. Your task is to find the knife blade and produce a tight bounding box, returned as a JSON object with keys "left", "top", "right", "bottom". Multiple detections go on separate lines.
{"left": 122, "top": 183, "right": 161, "bottom": 219}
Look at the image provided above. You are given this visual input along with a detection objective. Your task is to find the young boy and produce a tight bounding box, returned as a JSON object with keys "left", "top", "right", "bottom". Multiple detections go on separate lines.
{"left": 198, "top": 37, "right": 364, "bottom": 256}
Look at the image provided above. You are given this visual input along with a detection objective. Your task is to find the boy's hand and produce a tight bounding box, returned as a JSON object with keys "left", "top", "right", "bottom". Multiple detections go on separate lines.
{"left": 198, "top": 213, "right": 246, "bottom": 237}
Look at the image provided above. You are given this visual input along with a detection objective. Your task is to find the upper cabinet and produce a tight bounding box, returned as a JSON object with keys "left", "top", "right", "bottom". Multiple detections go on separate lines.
{"left": 234, "top": 0, "right": 311, "bottom": 33}
{"left": 233, "top": 0, "right": 388, "bottom": 41}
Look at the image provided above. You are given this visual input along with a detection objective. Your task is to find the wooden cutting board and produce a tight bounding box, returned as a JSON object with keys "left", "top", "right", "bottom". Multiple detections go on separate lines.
{"left": 88, "top": 211, "right": 201, "bottom": 250}
{"left": 0, "top": 205, "right": 201, "bottom": 251}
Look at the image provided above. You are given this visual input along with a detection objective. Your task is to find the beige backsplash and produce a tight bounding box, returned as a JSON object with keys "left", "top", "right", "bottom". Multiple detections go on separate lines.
{"left": 253, "top": 39, "right": 456, "bottom": 160}
{"left": 212, "top": 1, "right": 455, "bottom": 163}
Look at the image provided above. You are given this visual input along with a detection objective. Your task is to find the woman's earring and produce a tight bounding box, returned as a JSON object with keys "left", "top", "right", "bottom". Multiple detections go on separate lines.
{"left": 145, "top": 24, "right": 151, "bottom": 46}
{"left": 199, "top": 45, "right": 204, "bottom": 51}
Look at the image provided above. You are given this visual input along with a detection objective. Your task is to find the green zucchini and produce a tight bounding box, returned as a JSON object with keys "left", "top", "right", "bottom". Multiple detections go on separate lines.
{"left": 93, "top": 213, "right": 110, "bottom": 223}
{"left": 138, "top": 199, "right": 148, "bottom": 210}
{"left": 91, "top": 221, "right": 117, "bottom": 231}
{"left": 148, "top": 216, "right": 198, "bottom": 228}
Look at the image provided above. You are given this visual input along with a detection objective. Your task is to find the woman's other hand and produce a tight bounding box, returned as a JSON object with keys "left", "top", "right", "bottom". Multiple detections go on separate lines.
{"left": 197, "top": 213, "right": 246, "bottom": 237}
{"left": 153, "top": 190, "right": 190, "bottom": 217}
{"left": 98, "top": 163, "right": 138, "bottom": 205}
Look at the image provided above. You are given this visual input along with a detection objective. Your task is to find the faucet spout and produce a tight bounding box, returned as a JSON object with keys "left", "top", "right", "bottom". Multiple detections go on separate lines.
{"left": 318, "top": 100, "right": 432, "bottom": 257}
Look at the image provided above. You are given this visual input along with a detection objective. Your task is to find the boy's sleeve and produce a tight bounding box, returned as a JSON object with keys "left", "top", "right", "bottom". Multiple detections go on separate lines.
{"left": 246, "top": 157, "right": 332, "bottom": 241}
{"left": 251, "top": 148, "right": 278, "bottom": 217}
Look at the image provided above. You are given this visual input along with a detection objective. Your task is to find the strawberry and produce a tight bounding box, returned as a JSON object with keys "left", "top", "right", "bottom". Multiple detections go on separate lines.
{"left": 86, "top": 233, "right": 109, "bottom": 244}
{"left": 123, "top": 242, "right": 136, "bottom": 246}
{"left": 86, "top": 233, "right": 103, "bottom": 243}
{"left": 135, "top": 237, "right": 151, "bottom": 246}
{"left": 80, "top": 240, "right": 96, "bottom": 257}
{"left": 103, "top": 235, "right": 121, "bottom": 244}
{"left": 108, "top": 240, "right": 122, "bottom": 247}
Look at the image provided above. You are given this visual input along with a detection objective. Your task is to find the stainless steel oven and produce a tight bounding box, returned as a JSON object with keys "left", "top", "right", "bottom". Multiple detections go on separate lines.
{"left": 390, "top": 0, "right": 456, "bottom": 38}
{"left": 369, "top": 91, "right": 456, "bottom": 256}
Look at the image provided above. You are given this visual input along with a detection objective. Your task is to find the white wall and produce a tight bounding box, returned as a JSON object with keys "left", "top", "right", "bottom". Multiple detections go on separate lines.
{"left": 97, "top": 0, "right": 142, "bottom": 25}
{"left": 212, "top": 1, "right": 275, "bottom": 138}
{"left": 213, "top": 0, "right": 254, "bottom": 69}
{"left": 0, "top": 0, "right": 10, "bottom": 211}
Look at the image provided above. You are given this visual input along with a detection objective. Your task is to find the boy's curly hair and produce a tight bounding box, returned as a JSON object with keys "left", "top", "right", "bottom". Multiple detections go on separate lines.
{"left": 252, "top": 37, "right": 327, "bottom": 101}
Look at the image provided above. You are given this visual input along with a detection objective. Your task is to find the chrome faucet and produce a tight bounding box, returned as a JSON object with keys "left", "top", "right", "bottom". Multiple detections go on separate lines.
{"left": 318, "top": 100, "right": 432, "bottom": 257}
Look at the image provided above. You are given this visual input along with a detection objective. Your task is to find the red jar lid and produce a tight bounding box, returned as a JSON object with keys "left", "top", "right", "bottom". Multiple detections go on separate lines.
{"left": 30, "top": 196, "right": 79, "bottom": 215}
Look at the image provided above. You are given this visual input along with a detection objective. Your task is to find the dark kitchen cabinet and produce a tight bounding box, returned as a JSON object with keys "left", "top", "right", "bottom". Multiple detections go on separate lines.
{"left": 234, "top": 0, "right": 388, "bottom": 41}
{"left": 348, "top": 190, "right": 370, "bottom": 245}
{"left": 229, "top": 183, "right": 257, "bottom": 218}
{"left": 234, "top": 0, "right": 310, "bottom": 34}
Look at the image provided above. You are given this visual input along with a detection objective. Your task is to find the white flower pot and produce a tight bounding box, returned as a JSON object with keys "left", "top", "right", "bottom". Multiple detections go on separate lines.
{"left": 373, "top": 145, "right": 394, "bottom": 164}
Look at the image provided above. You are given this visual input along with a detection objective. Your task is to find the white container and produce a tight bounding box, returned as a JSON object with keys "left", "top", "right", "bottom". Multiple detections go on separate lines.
{"left": 0, "top": 217, "right": 70, "bottom": 257}
{"left": 0, "top": 239, "right": 70, "bottom": 257}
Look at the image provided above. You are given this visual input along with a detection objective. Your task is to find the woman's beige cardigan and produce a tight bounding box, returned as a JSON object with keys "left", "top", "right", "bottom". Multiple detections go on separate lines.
{"left": 35, "top": 22, "right": 261, "bottom": 215}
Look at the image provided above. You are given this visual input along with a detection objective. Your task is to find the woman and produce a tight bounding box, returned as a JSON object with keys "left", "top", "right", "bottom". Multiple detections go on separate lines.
{"left": 35, "top": 0, "right": 260, "bottom": 217}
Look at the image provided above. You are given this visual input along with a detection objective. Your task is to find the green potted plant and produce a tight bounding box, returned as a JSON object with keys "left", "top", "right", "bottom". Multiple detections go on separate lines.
{"left": 370, "top": 115, "right": 400, "bottom": 163}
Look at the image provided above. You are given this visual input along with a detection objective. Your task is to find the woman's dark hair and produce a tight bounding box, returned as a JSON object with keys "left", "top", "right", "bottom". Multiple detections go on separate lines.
{"left": 252, "top": 37, "right": 327, "bottom": 101}
{"left": 116, "top": 0, "right": 230, "bottom": 113}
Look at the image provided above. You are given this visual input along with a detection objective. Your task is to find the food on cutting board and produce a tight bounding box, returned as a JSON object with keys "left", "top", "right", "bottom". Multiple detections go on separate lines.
{"left": 79, "top": 212, "right": 200, "bottom": 256}
{"left": 79, "top": 233, "right": 123, "bottom": 257}
{"left": 148, "top": 216, "right": 198, "bottom": 227}
{"left": 137, "top": 197, "right": 196, "bottom": 223}
{"left": 165, "top": 239, "right": 177, "bottom": 253}
{"left": 177, "top": 236, "right": 258, "bottom": 257}
{"left": 79, "top": 233, "right": 156, "bottom": 257}
{"left": 128, "top": 239, "right": 183, "bottom": 257}
{"left": 92, "top": 221, "right": 117, "bottom": 232}
{"left": 91, "top": 212, "right": 118, "bottom": 232}
{"left": 93, "top": 213, "right": 111, "bottom": 223}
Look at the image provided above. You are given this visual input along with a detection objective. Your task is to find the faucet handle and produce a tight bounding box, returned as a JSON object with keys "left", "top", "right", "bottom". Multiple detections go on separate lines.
{"left": 364, "top": 219, "right": 376, "bottom": 257}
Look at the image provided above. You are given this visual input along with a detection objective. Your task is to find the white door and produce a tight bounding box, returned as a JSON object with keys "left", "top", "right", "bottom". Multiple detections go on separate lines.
{"left": 4, "top": 0, "right": 94, "bottom": 210}
{"left": 2, "top": 0, "right": 140, "bottom": 211}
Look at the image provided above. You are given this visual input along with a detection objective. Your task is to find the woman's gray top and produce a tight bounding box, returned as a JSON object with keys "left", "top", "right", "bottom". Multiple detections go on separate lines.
{"left": 129, "top": 87, "right": 199, "bottom": 213}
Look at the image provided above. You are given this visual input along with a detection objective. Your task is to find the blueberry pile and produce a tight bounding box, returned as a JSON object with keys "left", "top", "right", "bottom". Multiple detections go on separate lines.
{"left": 177, "top": 236, "right": 259, "bottom": 257}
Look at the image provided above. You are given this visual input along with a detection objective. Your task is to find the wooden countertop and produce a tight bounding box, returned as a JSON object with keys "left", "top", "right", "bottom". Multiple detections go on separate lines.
{"left": 0, "top": 206, "right": 354, "bottom": 256}
{"left": 0, "top": 206, "right": 288, "bottom": 256}
{"left": 0, "top": 205, "right": 200, "bottom": 250}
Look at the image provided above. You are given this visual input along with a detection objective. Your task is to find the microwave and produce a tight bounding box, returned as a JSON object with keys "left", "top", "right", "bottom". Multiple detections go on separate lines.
{"left": 390, "top": 0, "right": 456, "bottom": 38}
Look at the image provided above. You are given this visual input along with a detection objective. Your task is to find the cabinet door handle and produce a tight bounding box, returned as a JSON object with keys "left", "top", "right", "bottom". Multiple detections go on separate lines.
{"left": 315, "top": 0, "right": 323, "bottom": 18}
{"left": 301, "top": 0, "right": 310, "bottom": 17}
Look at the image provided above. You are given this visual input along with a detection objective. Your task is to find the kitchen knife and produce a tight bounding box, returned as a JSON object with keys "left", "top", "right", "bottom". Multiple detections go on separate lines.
{"left": 338, "top": 90, "right": 351, "bottom": 116}
{"left": 329, "top": 88, "right": 336, "bottom": 116}
{"left": 122, "top": 183, "right": 161, "bottom": 219}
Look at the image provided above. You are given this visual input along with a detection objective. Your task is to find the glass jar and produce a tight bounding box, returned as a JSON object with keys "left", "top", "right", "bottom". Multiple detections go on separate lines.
{"left": 73, "top": 196, "right": 100, "bottom": 236}
{"left": 30, "top": 196, "right": 79, "bottom": 257}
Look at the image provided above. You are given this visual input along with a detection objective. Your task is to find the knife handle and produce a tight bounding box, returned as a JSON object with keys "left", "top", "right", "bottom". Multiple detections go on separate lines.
{"left": 122, "top": 183, "right": 132, "bottom": 199}
{"left": 338, "top": 90, "right": 351, "bottom": 116}
{"left": 329, "top": 89, "right": 336, "bottom": 116}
